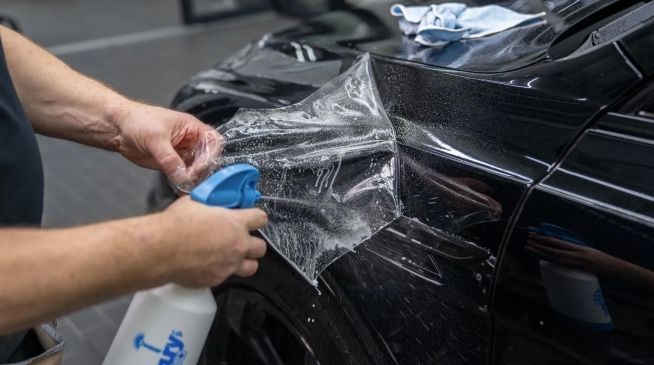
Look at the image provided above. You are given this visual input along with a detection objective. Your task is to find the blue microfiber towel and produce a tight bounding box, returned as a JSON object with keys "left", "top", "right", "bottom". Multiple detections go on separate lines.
{"left": 391, "top": 3, "right": 545, "bottom": 46}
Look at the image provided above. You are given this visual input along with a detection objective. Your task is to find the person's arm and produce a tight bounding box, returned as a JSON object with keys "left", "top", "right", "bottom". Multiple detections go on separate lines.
{"left": 0, "top": 197, "right": 268, "bottom": 336}
{"left": 0, "top": 26, "right": 221, "bottom": 189}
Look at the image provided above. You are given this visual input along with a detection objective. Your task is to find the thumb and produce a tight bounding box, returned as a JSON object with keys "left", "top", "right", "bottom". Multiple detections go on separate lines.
{"left": 151, "top": 142, "right": 193, "bottom": 192}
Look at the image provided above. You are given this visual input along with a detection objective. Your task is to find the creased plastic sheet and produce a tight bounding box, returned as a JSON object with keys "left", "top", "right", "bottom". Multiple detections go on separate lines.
{"left": 215, "top": 53, "right": 400, "bottom": 284}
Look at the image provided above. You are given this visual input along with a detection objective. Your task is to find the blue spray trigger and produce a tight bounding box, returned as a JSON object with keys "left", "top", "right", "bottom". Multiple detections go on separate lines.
{"left": 527, "top": 223, "right": 587, "bottom": 246}
{"left": 190, "top": 164, "right": 261, "bottom": 209}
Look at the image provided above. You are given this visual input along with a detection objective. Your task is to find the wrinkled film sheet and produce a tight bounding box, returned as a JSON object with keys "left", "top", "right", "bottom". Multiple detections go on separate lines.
{"left": 216, "top": 53, "right": 400, "bottom": 283}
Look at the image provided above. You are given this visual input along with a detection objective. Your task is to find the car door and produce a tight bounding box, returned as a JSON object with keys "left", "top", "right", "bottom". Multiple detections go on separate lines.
{"left": 316, "top": 26, "right": 645, "bottom": 365}
{"left": 492, "top": 24, "right": 654, "bottom": 364}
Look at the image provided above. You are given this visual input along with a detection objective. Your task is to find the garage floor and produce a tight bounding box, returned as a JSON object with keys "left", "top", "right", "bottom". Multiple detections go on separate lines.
{"left": 1, "top": 2, "right": 294, "bottom": 364}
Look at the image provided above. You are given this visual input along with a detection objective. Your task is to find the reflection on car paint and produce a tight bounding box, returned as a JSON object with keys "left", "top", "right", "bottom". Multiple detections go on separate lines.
{"left": 218, "top": 42, "right": 343, "bottom": 87}
{"left": 494, "top": 109, "right": 654, "bottom": 363}
{"left": 364, "top": 216, "right": 494, "bottom": 286}
{"left": 402, "top": 158, "right": 503, "bottom": 230}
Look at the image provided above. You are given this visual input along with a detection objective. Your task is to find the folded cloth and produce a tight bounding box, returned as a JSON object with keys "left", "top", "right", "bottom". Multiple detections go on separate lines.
{"left": 391, "top": 3, "right": 545, "bottom": 46}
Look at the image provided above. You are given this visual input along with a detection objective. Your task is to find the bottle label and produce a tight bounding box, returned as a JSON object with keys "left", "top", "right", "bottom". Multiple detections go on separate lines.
{"left": 593, "top": 287, "right": 611, "bottom": 318}
{"left": 133, "top": 330, "right": 188, "bottom": 365}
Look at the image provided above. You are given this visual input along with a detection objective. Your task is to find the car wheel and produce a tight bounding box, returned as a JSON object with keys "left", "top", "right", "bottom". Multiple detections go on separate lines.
{"left": 199, "top": 248, "right": 379, "bottom": 365}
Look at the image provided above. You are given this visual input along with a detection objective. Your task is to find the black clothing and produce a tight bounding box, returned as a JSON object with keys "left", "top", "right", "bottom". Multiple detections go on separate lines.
{"left": 0, "top": 36, "right": 43, "bottom": 225}
{"left": 2, "top": 330, "right": 43, "bottom": 362}
{"left": 0, "top": 34, "right": 45, "bottom": 362}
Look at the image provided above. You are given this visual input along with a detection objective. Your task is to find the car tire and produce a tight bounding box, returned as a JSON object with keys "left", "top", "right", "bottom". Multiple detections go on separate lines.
{"left": 199, "top": 247, "right": 381, "bottom": 365}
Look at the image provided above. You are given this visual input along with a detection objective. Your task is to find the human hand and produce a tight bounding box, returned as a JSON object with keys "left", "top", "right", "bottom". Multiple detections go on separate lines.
{"left": 450, "top": 177, "right": 503, "bottom": 218}
{"left": 154, "top": 196, "right": 268, "bottom": 287}
{"left": 116, "top": 101, "right": 223, "bottom": 191}
{"left": 527, "top": 233, "right": 654, "bottom": 290}
{"left": 526, "top": 233, "right": 618, "bottom": 275}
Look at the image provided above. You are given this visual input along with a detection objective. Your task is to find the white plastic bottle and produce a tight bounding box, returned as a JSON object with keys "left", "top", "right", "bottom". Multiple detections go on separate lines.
{"left": 532, "top": 223, "right": 613, "bottom": 331}
{"left": 103, "top": 164, "right": 262, "bottom": 365}
{"left": 539, "top": 260, "right": 613, "bottom": 330}
{"left": 102, "top": 285, "right": 216, "bottom": 365}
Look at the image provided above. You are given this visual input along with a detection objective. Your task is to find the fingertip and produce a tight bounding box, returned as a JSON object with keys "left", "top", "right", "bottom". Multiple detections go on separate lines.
{"left": 258, "top": 238, "right": 267, "bottom": 255}
{"left": 255, "top": 208, "right": 268, "bottom": 224}
{"left": 255, "top": 211, "right": 269, "bottom": 230}
{"left": 185, "top": 131, "right": 224, "bottom": 183}
{"left": 237, "top": 208, "right": 268, "bottom": 230}
{"left": 169, "top": 167, "right": 194, "bottom": 193}
{"left": 248, "top": 237, "right": 267, "bottom": 259}
{"left": 235, "top": 260, "right": 259, "bottom": 277}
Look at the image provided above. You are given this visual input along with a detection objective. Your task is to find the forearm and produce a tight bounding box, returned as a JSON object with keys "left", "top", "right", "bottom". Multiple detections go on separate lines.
{"left": 610, "top": 258, "right": 654, "bottom": 291}
{"left": 0, "top": 25, "right": 130, "bottom": 150}
{"left": 0, "top": 215, "right": 172, "bottom": 335}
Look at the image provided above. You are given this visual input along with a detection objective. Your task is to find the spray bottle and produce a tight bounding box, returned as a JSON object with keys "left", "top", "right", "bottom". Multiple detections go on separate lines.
{"left": 530, "top": 223, "right": 613, "bottom": 331}
{"left": 103, "top": 164, "right": 262, "bottom": 365}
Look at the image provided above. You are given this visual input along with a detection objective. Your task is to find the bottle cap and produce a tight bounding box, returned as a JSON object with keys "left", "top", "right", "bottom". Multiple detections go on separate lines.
{"left": 190, "top": 164, "right": 261, "bottom": 208}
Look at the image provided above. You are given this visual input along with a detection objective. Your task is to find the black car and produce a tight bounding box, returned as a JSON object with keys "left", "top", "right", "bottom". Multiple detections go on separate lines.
{"left": 149, "top": 0, "right": 654, "bottom": 364}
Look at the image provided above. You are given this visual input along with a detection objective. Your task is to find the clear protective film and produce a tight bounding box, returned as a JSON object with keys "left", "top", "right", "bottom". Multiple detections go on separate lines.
{"left": 216, "top": 53, "right": 400, "bottom": 284}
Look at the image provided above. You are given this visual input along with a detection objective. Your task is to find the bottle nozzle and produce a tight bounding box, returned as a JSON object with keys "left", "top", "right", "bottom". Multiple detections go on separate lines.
{"left": 190, "top": 164, "right": 262, "bottom": 209}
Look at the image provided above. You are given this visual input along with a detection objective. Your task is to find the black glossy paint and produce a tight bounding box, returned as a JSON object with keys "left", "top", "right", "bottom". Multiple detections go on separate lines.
{"left": 492, "top": 117, "right": 654, "bottom": 363}
{"left": 621, "top": 21, "right": 654, "bottom": 77}
{"left": 156, "top": 1, "right": 654, "bottom": 364}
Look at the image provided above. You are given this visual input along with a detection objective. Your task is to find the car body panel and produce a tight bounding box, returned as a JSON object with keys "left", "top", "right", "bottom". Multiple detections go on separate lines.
{"left": 621, "top": 21, "right": 654, "bottom": 76}
{"left": 492, "top": 111, "right": 654, "bottom": 364}
{"left": 272, "top": 0, "right": 639, "bottom": 73}
{"left": 162, "top": 1, "right": 654, "bottom": 363}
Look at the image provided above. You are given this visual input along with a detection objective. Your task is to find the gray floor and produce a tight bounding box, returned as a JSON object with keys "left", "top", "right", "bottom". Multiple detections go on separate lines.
{"left": 3, "top": 2, "right": 294, "bottom": 364}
